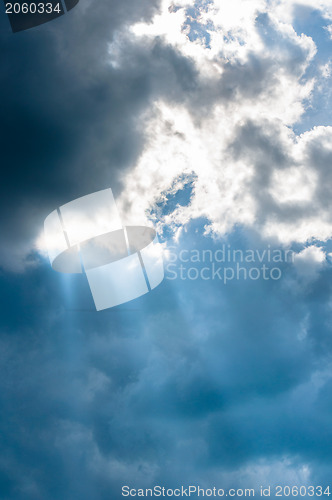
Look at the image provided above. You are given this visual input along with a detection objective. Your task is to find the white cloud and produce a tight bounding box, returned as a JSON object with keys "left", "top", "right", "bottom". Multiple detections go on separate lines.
{"left": 326, "top": 25, "right": 332, "bottom": 40}
{"left": 321, "top": 60, "right": 332, "bottom": 79}
{"left": 116, "top": 0, "right": 332, "bottom": 247}
{"left": 269, "top": 166, "right": 317, "bottom": 204}
{"left": 294, "top": 245, "right": 326, "bottom": 282}
{"left": 272, "top": 0, "right": 332, "bottom": 25}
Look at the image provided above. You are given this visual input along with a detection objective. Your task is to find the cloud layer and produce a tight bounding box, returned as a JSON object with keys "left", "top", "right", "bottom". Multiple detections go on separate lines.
{"left": 1, "top": 0, "right": 332, "bottom": 498}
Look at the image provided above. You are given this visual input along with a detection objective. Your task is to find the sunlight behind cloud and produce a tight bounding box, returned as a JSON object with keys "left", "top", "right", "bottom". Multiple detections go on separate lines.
{"left": 116, "top": 0, "right": 332, "bottom": 247}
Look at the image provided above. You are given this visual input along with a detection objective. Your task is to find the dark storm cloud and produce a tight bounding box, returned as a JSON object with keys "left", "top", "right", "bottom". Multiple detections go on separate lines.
{"left": 0, "top": 0, "right": 201, "bottom": 270}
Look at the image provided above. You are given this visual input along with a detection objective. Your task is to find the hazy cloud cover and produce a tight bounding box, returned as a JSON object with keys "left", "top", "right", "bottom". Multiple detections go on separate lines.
{"left": 1, "top": 0, "right": 332, "bottom": 499}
